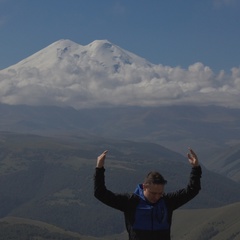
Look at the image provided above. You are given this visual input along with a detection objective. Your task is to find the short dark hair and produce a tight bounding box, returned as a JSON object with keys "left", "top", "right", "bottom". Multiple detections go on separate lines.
{"left": 144, "top": 171, "right": 167, "bottom": 185}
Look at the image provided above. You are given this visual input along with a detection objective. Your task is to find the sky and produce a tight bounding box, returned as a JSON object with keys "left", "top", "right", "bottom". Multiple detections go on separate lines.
{"left": 1, "top": 0, "right": 240, "bottom": 73}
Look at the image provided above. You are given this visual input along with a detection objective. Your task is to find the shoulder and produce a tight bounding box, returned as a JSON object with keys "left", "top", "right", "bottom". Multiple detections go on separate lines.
{"left": 126, "top": 193, "right": 140, "bottom": 207}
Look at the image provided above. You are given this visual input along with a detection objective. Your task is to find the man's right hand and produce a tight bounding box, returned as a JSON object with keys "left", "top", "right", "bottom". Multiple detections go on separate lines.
{"left": 96, "top": 150, "right": 108, "bottom": 168}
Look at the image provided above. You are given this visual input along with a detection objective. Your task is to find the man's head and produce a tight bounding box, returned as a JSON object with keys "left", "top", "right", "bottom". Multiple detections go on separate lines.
{"left": 143, "top": 171, "right": 167, "bottom": 203}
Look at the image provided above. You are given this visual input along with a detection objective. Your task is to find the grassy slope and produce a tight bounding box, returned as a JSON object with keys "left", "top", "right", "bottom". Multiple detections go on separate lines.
{"left": 0, "top": 216, "right": 98, "bottom": 240}
{"left": 0, "top": 132, "right": 239, "bottom": 238}
{"left": 0, "top": 202, "right": 239, "bottom": 240}
{"left": 172, "top": 202, "right": 240, "bottom": 240}
{"left": 103, "top": 202, "right": 240, "bottom": 240}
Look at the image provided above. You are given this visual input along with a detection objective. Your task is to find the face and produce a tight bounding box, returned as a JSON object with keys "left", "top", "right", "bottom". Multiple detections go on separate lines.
{"left": 143, "top": 183, "right": 164, "bottom": 203}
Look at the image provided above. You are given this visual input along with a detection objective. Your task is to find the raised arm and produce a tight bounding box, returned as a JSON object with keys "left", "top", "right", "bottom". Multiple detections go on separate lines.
{"left": 166, "top": 148, "right": 202, "bottom": 210}
{"left": 94, "top": 150, "right": 130, "bottom": 212}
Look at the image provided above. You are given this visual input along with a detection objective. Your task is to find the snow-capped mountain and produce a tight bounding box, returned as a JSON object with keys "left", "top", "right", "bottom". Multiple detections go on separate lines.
{"left": 0, "top": 39, "right": 240, "bottom": 109}
{"left": 5, "top": 39, "right": 152, "bottom": 72}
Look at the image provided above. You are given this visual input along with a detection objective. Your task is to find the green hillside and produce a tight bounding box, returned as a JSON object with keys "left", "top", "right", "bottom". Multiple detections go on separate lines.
{"left": 0, "top": 202, "right": 239, "bottom": 240}
{"left": 172, "top": 202, "right": 240, "bottom": 240}
{"left": 0, "top": 131, "right": 239, "bottom": 237}
{"left": 205, "top": 144, "right": 240, "bottom": 183}
{"left": 0, "top": 216, "right": 96, "bottom": 240}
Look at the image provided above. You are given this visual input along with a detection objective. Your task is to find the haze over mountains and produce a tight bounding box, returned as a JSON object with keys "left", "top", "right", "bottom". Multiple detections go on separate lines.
{"left": 0, "top": 39, "right": 240, "bottom": 109}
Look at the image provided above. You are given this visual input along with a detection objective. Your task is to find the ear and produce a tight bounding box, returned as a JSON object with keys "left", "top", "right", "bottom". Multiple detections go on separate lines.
{"left": 142, "top": 184, "right": 147, "bottom": 191}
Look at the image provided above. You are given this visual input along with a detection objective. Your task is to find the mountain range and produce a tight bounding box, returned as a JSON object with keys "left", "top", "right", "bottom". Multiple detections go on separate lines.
{"left": 0, "top": 39, "right": 239, "bottom": 238}
{"left": 0, "top": 103, "right": 239, "bottom": 184}
{"left": 0, "top": 38, "right": 239, "bottom": 191}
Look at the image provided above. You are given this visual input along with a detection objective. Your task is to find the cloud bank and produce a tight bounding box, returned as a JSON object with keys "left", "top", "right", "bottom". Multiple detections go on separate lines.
{"left": 0, "top": 39, "right": 240, "bottom": 109}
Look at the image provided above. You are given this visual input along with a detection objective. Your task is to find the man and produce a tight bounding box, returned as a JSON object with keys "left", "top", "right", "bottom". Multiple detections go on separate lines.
{"left": 94, "top": 149, "right": 202, "bottom": 240}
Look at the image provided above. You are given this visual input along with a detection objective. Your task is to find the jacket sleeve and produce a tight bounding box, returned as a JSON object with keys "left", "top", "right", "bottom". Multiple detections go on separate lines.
{"left": 165, "top": 165, "right": 202, "bottom": 210}
{"left": 94, "top": 167, "right": 130, "bottom": 212}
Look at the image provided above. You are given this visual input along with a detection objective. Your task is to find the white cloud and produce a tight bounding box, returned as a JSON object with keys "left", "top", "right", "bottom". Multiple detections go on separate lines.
{"left": 1, "top": 61, "right": 240, "bottom": 109}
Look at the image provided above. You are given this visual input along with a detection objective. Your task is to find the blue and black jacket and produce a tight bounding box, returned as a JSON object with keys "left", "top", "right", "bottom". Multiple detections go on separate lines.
{"left": 94, "top": 166, "right": 202, "bottom": 240}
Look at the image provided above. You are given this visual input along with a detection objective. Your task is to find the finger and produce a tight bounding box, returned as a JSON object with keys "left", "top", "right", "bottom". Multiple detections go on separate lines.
{"left": 188, "top": 148, "right": 197, "bottom": 158}
{"left": 187, "top": 153, "right": 193, "bottom": 161}
{"left": 189, "top": 148, "right": 197, "bottom": 156}
{"left": 98, "top": 150, "right": 108, "bottom": 160}
{"left": 99, "top": 150, "right": 108, "bottom": 156}
{"left": 103, "top": 150, "right": 108, "bottom": 154}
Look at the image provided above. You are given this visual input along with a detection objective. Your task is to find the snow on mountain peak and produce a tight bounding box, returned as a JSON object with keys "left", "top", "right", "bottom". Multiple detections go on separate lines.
{"left": 2, "top": 39, "right": 150, "bottom": 73}
{"left": 5, "top": 39, "right": 83, "bottom": 70}
{"left": 0, "top": 39, "right": 240, "bottom": 109}
{"left": 85, "top": 39, "right": 151, "bottom": 67}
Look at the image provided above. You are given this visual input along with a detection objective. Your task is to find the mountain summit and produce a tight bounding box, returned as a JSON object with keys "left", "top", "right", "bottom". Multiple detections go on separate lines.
{"left": 6, "top": 39, "right": 151, "bottom": 72}
{"left": 0, "top": 39, "right": 239, "bottom": 109}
